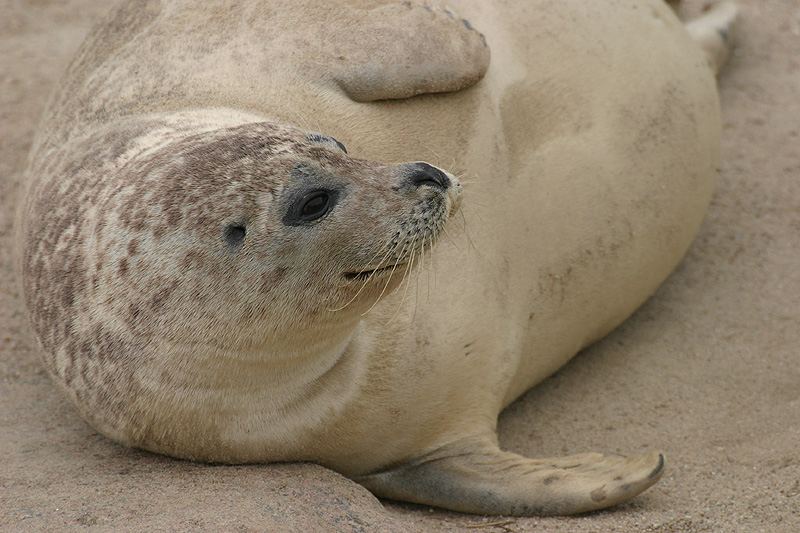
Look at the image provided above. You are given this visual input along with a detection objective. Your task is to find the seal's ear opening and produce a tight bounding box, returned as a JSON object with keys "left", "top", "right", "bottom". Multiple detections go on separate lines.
{"left": 224, "top": 224, "right": 246, "bottom": 248}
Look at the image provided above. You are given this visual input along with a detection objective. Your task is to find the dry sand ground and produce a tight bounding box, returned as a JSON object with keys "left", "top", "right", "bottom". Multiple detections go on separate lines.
{"left": 1, "top": 1, "right": 798, "bottom": 531}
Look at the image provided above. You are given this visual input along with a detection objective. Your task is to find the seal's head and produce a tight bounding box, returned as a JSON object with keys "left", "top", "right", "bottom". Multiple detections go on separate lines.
{"left": 97, "top": 121, "right": 461, "bottom": 352}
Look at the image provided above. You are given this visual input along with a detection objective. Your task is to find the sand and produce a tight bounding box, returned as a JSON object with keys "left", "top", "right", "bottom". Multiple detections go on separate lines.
{"left": 1, "top": 1, "right": 798, "bottom": 531}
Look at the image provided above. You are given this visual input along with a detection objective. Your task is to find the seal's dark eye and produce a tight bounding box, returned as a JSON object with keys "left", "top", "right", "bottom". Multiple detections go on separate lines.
{"left": 301, "top": 192, "right": 330, "bottom": 220}
{"left": 284, "top": 189, "right": 338, "bottom": 226}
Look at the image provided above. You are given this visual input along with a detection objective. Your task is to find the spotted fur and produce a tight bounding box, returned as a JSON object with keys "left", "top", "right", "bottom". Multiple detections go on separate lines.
{"left": 21, "top": 107, "right": 455, "bottom": 450}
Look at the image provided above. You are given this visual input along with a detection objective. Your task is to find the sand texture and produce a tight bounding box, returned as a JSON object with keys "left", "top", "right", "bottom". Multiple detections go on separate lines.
{"left": 1, "top": 1, "right": 798, "bottom": 531}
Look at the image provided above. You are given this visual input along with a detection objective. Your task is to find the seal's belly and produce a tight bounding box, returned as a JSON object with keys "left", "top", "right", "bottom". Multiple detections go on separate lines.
{"left": 310, "top": 0, "right": 720, "bottom": 454}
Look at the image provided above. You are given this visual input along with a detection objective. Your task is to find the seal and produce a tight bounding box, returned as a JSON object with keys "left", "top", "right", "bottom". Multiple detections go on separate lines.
{"left": 17, "top": 0, "right": 737, "bottom": 516}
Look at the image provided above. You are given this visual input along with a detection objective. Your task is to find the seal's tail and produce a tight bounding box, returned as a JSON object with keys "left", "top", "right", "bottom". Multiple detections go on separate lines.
{"left": 684, "top": 1, "right": 739, "bottom": 76}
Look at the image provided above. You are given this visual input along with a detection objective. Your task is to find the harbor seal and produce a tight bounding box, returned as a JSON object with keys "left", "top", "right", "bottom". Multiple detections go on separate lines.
{"left": 17, "top": 0, "right": 737, "bottom": 516}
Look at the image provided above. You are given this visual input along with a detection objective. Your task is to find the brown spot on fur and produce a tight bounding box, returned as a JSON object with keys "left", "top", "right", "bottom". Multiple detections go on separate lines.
{"left": 590, "top": 486, "right": 607, "bottom": 502}
{"left": 128, "top": 304, "right": 142, "bottom": 324}
{"left": 180, "top": 250, "right": 206, "bottom": 269}
{"left": 259, "top": 267, "right": 288, "bottom": 292}
{"left": 149, "top": 280, "right": 179, "bottom": 311}
{"left": 543, "top": 474, "right": 559, "bottom": 485}
{"left": 163, "top": 204, "right": 182, "bottom": 226}
{"left": 127, "top": 239, "right": 139, "bottom": 256}
{"left": 118, "top": 258, "right": 129, "bottom": 276}
{"left": 60, "top": 274, "right": 75, "bottom": 308}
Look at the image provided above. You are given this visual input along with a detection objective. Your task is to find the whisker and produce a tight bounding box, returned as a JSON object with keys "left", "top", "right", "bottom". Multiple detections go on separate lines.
{"left": 419, "top": 143, "right": 444, "bottom": 164}
{"left": 441, "top": 224, "right": 461, "bottom": 252}
{"left": 327, "top": 238, "right": 395, "bottom": 312}
{"left": 458, "top": 208, "right": 479, "bottom": 253}
{"left": 425, "top": 234, "right": 433, "bottom": 301}
{"left": 390, "top": 235, "right": 419, "bottom": 322}
{"left": 400, "top": 236, "right": 419, "bottom": 300}
{"left": 460, "top": 197, "right": 488, "bottom": 223}
{"left": 362, "top": 240, "right": 409, "bottom": 317}
{"left": 412, "top": 238, "right": 426, "bottom": 322}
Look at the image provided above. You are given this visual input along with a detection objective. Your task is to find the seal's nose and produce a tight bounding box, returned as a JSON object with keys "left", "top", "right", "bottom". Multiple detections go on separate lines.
{"left": 406, "top": 162, "right": 450, "bottom": 190}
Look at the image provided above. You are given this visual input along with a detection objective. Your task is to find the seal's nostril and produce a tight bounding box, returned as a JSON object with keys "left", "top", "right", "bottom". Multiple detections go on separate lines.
{"left": 408, "top": 162, "right": 450, "bottom": 190}
{"left": 412, "top": 175, "right": 442, "bottom": 188}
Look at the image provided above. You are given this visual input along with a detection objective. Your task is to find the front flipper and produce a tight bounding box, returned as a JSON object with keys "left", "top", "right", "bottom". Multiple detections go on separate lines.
{"left": 354, "top": 437, "right": 665, "bottom": 516}
{"left": 330, "top": 2, "right": 490, "bottom": 102}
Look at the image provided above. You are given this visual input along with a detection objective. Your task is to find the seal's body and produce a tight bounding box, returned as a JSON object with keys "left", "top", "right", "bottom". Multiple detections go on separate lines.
{"left": 19, "top": 0, "right": 737, "bottom": 515}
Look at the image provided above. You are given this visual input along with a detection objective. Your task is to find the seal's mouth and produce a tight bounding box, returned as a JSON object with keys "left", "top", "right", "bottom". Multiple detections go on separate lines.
{"left": 344, "top": 263, "right": 408, "bottom": 281}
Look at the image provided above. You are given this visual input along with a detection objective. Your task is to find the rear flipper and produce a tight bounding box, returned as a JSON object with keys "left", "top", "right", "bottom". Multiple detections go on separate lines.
{"left": 355, "top": 436, "right": 665, "bottom": 516}
{"left": 684, "top": 1, "right": 739, "bottom": 75}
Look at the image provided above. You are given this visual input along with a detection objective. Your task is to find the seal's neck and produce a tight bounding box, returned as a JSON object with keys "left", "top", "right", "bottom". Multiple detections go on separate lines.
{"left": 254, "top": 314, "right": 363, "bottom": 381}
{"left": 142, "top": 317, "right": 371, "bottom": 454}
{"left": 161, "top": 311, "right": 365, "bottom": 396}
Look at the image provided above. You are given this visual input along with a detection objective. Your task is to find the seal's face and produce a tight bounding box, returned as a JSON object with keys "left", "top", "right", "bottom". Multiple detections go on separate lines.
{"left": 99, "top": 122, "right": 460, "bottom": 349}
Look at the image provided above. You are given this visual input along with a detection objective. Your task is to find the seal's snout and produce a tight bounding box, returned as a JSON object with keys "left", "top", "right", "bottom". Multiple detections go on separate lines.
{"left": 406, "top": 162, "right": 450, "bottom": 190}
{"left": 400, "top": 161, "right": 462, "bottom": 216}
